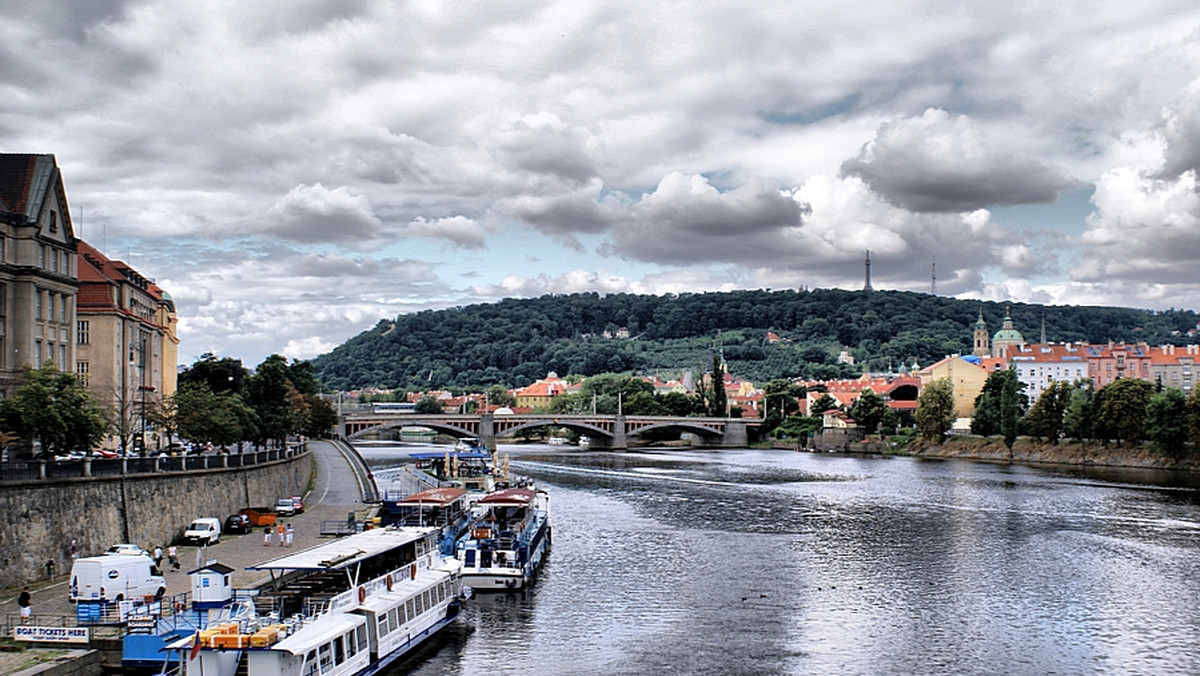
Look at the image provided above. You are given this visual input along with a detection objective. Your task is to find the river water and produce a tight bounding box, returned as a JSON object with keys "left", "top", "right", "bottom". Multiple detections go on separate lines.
{"left": 359, "top": 445, "right": 1200, "bottom": 675}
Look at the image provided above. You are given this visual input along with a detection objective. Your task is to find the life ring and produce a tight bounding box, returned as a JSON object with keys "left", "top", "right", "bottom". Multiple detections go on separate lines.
{"left": 357, "top": 586, "right": 366, "bottom": 603}
{"left": 386, "top": 575, "right": 393, "bottom": 592}
{"left": 409, "top": 563, "right": 417, "bottom": 580}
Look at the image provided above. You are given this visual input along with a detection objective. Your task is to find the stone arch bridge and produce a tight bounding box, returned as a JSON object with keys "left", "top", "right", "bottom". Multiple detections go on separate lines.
{"left": 339, "top": 412, "right": 760, "bottom": 451}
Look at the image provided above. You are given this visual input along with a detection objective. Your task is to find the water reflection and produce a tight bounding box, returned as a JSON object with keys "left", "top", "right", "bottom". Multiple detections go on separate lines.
{"left": 371, "top": 445, "right": 1200, "bottom": 675}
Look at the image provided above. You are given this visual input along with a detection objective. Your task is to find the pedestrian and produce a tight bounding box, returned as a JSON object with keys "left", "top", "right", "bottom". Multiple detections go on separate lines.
{"left": 276, "top": 522, "right": 286, "bottom": 546}
{"left": 168, "top": 545, "right": 179, "bottom": 570}
{"left": 69, "top": 539, "right": 77, "bottom": 559}
{"left": 285, "top": 523, "right": 294, "bottom": 547}
{"left": 153, "top": 545, "right": 163, "bottom": 567}
{"left": 263, "top": 526, "right": 272, "bottom": 546}
{"left": 17, "top": 587, "right": 31, "bottom": 624}
{"left": 45, "top": 559, "right": 55, "bottom": 579}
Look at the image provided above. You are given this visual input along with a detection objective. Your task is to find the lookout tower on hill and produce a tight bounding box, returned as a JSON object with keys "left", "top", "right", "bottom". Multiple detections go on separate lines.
{"left": 863, "top": 250, "right": 873, "bottom": 291}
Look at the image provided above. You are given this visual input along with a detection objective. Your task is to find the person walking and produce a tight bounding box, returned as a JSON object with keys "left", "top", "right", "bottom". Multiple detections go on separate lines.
{"left": 168, "top": 545, "right": 179, "bottom": 570}
{"left": 153, "top": 545, "right": 163, "bottom": 568}
{"left": 17, "top": 587, "right": 31, "bottom": 624}
{"left": 68, "top": 539, "right": 77, "bottom": 559}
{"left": 285, "top": 523, "right": 294, "bottom": 547}
{"left": 276, "top": 522, "right": 286, "bottom": 546}
{"left": 263, "top": 526, "right": 272, "bottom": 546}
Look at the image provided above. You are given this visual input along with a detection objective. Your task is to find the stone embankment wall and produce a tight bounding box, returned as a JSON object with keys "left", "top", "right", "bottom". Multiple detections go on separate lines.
{"left": 909, "top": 436, "right": 1199, "bottom": 471}
{"left": 0, "top": 451, "right": 312, "bottom": 590}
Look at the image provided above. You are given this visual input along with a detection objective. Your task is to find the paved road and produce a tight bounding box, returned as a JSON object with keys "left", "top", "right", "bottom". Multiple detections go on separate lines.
{"left": 12, "top": 440, "right": 376, "bottom": 623}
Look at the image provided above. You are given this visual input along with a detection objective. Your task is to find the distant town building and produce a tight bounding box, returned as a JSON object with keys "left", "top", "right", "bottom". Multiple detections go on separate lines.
{"left": 514, "top": 372, "right": 570, "bottom": 410}
{"left": 0, "top": 154, "right": 79, "bottom": 397}
{"left": 918, "top": 354, "right": 1007, "bottom": 417}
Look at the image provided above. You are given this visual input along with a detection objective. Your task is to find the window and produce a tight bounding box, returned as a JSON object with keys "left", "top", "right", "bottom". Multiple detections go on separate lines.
{"left": 34, "top": 340, "right": 42, "bottom": 367}
{"left": 35, "top": 291, "right": 42, "bottom": 320}
{"left": 77, "top": 361, "right": 89, "bottom": 387}
{"left": 48, "top": 294, "right": 55, "bottom": 322}
{"left": 49, "top": 211, "right": 58, "bottom": 233}
{"left": 77, "top": 321, "right": 89, "bottom": 345}
{"left": 50, "top": 249, "right": 58, "bottom": 273}
{"left": 39, "top": 245, "right": 45, "bottom": 268}
{"left": 59, "top": 344, "right": 65, "bottom": 367}
{"left": 59, "top": 296, "right": 66, "bottom": 322}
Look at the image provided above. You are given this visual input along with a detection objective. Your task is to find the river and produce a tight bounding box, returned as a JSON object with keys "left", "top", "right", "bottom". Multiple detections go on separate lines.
{"left": 358, "top": 444, "right": 1200, "bottom": 675}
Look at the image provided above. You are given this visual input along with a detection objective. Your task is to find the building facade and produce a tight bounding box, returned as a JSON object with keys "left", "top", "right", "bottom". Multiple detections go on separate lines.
{"left": 0, "top": 154, "right": 79, "bottom": 396}
{"left": 76, "top": 241, "right": 178, "bottom": 451}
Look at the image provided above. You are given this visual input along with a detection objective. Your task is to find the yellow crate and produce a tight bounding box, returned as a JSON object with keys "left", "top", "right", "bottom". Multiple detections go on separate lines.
{"left": 212, "top": 633, "right": 250, "bottom": 649}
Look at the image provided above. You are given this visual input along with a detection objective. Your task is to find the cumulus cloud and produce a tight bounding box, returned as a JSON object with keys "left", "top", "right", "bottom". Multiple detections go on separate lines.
{"left": 841, "top": 109, "right": 1075, "bottom": 212}
{"left": 266, "top": 184, "right": 383, "bottom": 244}
{"left": 404, "top": 216, "right": 489, "bottom": 249}
{"left": 1075, "top": 166, "right": 1200, "bottom": 285}
{"left": 607, "top": 173, "right": 807, "bottom": 264}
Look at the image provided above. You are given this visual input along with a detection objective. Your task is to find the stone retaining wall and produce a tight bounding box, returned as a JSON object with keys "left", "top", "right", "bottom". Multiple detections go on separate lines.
{"left": 0, "top": 451, "right": 312, "bottom": 590}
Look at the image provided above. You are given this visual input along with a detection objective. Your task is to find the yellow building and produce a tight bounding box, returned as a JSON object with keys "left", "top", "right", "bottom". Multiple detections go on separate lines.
{"left": 513, "top": 372, "right": 569, "bottom": 411}
{"left": 76, "top": 241, "right": 178, "bottom": 452}
{"left": 917, "top": 354, "right": 1006, "bottom": 418}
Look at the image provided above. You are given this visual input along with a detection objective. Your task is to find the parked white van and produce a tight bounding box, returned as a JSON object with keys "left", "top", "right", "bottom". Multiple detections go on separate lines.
{"left": 69, "top": 554, "right": 166, "bottom": 602}
{"left": 183, "top": 517, "right": 221, "bottom": 545}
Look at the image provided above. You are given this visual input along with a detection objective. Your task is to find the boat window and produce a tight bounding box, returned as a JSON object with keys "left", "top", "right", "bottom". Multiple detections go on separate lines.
{"left": 415, "top": 595, "right": 424, "bottom": 616}
{"left": 334, "top": 635, "right": 345, "bottom": 665}
{"left": 435, "top": 583, "right": 444, "bottom": 603}
{"left": 463, "top": 550, "right": 476, "bottom": 566}
{"left": 357, "top": 625, "right": 368, "bottom": 652}
{"left": 407, "top": 599, "right": 416, "bottom": 618}
{"left": 389, "top": 607, "right": 400, "bottom": 629}
{"left": 318, "top": 643, "right": 332, "bottom": 672}
{"left": 398, "top": 603, "right": 407, "bottom": 625}
{"left": 347, "top": 630, "right": 356, "bottom": 657}
{"left": 423, "top": 590, "right": 432, "bottom": 608}
{"left": 378, "top": 613, "right": 390, "bottom": 636}
{"left": 303, "top": 651, "right": 318, "bottom": 676}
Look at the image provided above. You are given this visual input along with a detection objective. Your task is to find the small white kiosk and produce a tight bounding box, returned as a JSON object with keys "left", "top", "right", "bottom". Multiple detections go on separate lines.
{"left": 188, "top": 562, "right": 235, "bottom": 610}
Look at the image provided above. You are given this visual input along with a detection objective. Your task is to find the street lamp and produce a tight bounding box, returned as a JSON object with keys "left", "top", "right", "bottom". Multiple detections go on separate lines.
{"left": 137, "top": 385, "right": 155, "bottom": 452}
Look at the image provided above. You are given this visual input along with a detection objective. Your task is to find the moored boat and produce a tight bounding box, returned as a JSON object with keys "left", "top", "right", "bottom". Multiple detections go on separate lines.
{"left": 456, "top": 487, "right": 550, "bottom": 591}
{"left": 378, "top": 486, "right": 472, "bottom": 555}
{"left": 165, "top": 527, "right": 463, "bottom": 676}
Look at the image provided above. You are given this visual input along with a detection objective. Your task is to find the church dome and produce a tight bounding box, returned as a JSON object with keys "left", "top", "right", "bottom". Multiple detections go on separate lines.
{"left": 992, "top": 309, "right": 1024, "bottom": 344}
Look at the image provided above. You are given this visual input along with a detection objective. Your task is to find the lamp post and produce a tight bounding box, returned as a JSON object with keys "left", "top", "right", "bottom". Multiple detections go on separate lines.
{"left": 137, "top": 385, "right": 155, "bottom": 452}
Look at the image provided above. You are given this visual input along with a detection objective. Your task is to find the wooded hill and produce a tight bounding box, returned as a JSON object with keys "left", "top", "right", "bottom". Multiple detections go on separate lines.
{"left": 311, "top": 288, "right": 1200, "bottom": 392}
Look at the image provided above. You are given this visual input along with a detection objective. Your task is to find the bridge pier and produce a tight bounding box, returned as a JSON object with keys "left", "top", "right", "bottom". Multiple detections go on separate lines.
{"left": 479, "top": 414, "right": 497, "bottom": 452}
{"left": 721, "top": 419, "right": 748, "bottom": 448}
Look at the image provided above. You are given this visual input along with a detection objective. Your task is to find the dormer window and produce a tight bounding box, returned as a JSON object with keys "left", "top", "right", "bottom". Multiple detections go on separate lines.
{"left": 49, "top": 211, "right": 58, "bottom": 233}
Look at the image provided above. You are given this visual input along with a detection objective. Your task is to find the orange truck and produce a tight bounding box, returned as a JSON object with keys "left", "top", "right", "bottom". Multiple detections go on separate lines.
{"left": 239, "top": 507, "right": 277, "bottom": 527}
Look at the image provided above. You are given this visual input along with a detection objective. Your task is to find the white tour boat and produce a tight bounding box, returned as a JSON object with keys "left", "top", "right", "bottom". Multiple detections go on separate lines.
{"left": 456, "top": 487, "right": 551, "bottom": 591}
{"left": 170, "top": 526, "right": 463, "bottom": 676}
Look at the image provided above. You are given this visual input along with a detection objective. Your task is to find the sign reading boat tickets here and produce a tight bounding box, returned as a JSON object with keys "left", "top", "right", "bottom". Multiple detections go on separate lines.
{"left": 13, "top": 626, "right": 89, "bottom": 643}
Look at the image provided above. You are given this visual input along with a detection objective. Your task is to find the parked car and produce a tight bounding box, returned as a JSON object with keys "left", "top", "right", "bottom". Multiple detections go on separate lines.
{"left": 290, "top": 496, "right": 304, "bottom": 514}
{"left": 91, "top": 449, "right": 119, "bottom": 459}
{"left": 183, "top": 517, "right": 221, "bottom": 546}
{"left": 70, "top": 555, "right": 165, "bottom": 603}
{"left": 274, "top": 497, "right": 296, "bottom": 516}
{"left": 105, "top": 543, "right": 150, "bottom": 558}
{"left": 224, "top": 513, "right": 252, "bottom": 535}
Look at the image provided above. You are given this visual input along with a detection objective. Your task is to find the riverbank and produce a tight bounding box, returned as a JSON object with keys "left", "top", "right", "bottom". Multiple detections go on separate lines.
{"left": 908, "top": 436, "right": 1199, "bottom": 471}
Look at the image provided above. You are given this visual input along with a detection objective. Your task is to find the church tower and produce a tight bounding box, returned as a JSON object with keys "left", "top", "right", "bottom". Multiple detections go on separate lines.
{"left": 972, "top": 310, "right": 990, "bottom": 357}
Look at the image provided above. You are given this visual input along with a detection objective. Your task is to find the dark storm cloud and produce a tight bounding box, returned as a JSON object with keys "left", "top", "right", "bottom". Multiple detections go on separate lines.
{"left": 841, "top": 109, "right": 1076, "bottom": 213}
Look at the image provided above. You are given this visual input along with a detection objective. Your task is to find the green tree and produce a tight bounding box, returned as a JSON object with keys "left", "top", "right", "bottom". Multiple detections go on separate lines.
{"left": 1146, "top": 387, "right": 1189, "bottom": 459}
{"left": 414, "top": 395, "right": 442, "bottom": 414}
{"left": 178, "top": 352, "right": 248, "bottom": 395}
{"left": 916, "top": 378, "right": 956, "bottom": 442}
{"left": 1062, "top": 381, "right": 1094, "bottom": 442}
{"left": 1025, "top": 381, "right": 1071, "bottom": 443}
{"left": 849, "top": 388, "right": 888, "bottom": 433}
{"left": 972, "top": 369, "right": 1027, "bottom": 437}
{"left": 485, "top": 384, "right": 516, "bottom": 409}
{"left": 0, "top": 362, "right": 108, "bottom": 456}
{"left": 810, "top": 393, "right": 839, "bottom": 415}
{"left": 1187, "top": 387, "right": 1200, "bottom": 451}
{"left": 245, "top": 355, "right": 296, "bottom": 446}
{"left": 709, "top": 355, "right": 728, "bottom": 417}
{"left": 174, "top": 382, "right": 258, "bottom": 448}
{"left": 763, "top": 378, "right": 805, "bottom": 418}
{"left": 1093, "top": 378, "right": 1156, "bottom": 446}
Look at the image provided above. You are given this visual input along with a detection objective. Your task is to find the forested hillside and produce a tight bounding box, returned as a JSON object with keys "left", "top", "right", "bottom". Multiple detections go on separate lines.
{"left": 311, "top": 288, "right": 1200, "bottom": 392}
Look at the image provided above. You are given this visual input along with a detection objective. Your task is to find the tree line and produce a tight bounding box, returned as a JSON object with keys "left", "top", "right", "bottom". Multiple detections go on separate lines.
{"left": 312, "top": 288, "right": 1200, "bottom": 392}
{"left": 915, "top": 371, "right": 1200, "bottom": 461}
{"left": 0, "top": 353, "right": 337, "bottom": 457}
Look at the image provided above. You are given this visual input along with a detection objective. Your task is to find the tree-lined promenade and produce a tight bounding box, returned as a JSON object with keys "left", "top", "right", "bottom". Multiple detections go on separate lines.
{"left": 0, "top": 353, "right": 336, "bottom": 458}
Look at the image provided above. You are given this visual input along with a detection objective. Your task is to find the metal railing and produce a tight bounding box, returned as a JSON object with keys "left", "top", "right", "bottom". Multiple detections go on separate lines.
{"left": 0, "top": 445, "right": 308, "bottom": 483}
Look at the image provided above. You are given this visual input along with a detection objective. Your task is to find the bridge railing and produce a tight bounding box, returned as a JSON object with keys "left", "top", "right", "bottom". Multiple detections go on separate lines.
{"left": 0, "top": 445, "right": 308, "bottom": 484}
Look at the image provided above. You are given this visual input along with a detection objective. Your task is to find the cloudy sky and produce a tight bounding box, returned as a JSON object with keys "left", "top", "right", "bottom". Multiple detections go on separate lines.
{"left": 4, "top": 1, "right": 1200, "bottom": 367}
